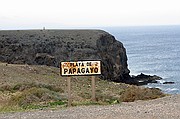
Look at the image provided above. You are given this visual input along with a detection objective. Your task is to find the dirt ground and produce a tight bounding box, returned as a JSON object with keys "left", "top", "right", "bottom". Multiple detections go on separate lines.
{"left": 0, "top": 95, "right": 180, "bottom": 119}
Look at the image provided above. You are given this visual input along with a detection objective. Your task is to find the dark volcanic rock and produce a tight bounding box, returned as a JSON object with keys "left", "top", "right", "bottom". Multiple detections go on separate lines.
{"left": 0, "top": 30, "right": 130, "bottom": 82}
{"left": 128, "top": 73, "right": 162, "bottom": 86}
{"left": 163, "top": 82, "right": 175, "bottom": 84}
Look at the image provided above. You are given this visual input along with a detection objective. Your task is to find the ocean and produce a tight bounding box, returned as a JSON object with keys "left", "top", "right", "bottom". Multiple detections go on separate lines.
{"left": 104, "top": 25, "right": 180, "bottom": 94}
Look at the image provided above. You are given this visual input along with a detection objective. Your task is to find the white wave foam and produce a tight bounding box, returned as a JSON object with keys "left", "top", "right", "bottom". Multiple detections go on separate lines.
{"left": 156, "top": 80, "right": 165, "bottom": 84}
{"left": 165, "top": 88, "right": 179, "bottom": 92}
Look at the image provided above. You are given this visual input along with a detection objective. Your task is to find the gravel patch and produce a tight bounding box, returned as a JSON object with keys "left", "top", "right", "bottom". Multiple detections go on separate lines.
{"left": 0, "top": 95, "right": 180, "bottom": 119}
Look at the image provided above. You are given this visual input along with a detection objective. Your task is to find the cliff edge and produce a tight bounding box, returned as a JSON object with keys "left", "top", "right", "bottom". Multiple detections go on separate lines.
{"left": 0, "top": 30, "right": 130, "bottom": 82}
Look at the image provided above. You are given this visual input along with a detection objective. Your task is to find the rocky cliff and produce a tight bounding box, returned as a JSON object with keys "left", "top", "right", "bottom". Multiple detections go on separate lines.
{"left": 0, "top": 30, "right": 130, "bottom": 82}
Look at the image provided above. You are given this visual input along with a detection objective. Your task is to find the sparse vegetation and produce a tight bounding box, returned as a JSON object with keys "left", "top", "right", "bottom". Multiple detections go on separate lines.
{"left": 120, "top": 85, "right": 165, "bottom": 102}
{"left": 0, "top": 62, "right": 165, "bottom": 112}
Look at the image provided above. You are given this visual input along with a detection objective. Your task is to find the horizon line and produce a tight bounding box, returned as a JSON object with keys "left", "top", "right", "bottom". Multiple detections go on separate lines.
{"left": 1, "top": 24, "right": 180, "bottom": 30}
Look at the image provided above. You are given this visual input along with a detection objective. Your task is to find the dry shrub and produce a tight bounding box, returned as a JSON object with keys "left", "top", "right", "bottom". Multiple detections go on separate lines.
{"left": 0, "top": 84, "right": 12, "bottom": 92}
{"left": 9, "top": 87, "right": 63, "bottom": 107}
{"left": 120, "top": 86, "right": 165, "bottom": 102}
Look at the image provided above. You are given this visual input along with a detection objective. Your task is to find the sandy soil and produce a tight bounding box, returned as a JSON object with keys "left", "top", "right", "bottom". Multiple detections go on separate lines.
{"left": 0, "top": 95, "right": 180, "bottom": 119}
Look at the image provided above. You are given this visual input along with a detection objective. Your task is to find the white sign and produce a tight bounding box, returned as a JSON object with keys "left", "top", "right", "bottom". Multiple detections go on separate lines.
{"left": 60, "top": 61, "right": 101, "bottom": 76}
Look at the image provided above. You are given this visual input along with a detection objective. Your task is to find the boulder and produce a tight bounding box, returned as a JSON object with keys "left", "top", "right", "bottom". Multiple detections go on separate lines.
{"left": 0, "top": 30, "right": 130, "bottom": 82}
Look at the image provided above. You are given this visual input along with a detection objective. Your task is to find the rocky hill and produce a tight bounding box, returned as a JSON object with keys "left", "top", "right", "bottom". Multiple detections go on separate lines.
{"left": 0, "top": 30, "right": 130, "bottom": 82}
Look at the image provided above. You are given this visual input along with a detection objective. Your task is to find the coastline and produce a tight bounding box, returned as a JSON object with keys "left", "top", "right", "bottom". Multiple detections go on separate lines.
{"left": 106, "top": 26, "right": 180, "bottom": 94}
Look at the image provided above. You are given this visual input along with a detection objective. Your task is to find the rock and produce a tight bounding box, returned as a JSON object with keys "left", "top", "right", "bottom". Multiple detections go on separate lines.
{"left": 35, "top": 53, "right": 55, "bottom": 66}
{"left": 128, "top": 73, "right": 162, "bottom": 86}
{"left": 0, "top": 30, "right": 130, "bottom": 82}
{"left": 163, "top": 82, "right": 175, "bottom": 84}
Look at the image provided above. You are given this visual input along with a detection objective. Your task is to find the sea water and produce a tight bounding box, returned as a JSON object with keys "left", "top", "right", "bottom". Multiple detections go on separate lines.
{"left": 104, "top": 26, "right": 180, "bottom": 94}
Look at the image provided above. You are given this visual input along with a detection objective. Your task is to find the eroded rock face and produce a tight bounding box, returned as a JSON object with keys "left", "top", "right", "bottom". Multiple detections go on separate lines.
{"left": 0, "top": 30, "right": 130, "bottom": 82}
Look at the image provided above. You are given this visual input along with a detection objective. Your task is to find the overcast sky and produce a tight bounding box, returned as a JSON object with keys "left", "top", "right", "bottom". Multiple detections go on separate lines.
{"left": 0, "top": 0, "right": 180, "bottom": 29}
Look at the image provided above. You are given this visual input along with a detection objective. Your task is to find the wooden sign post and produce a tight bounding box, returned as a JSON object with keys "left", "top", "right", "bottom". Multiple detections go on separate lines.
{"left": 60, "top": 61, "right": 101, "bottom": 107}
{"left": 67, "top": 77, "right": 72, "bottom": 107}
{"left": 91, "top": 76, "right": 96, "bottom": 101}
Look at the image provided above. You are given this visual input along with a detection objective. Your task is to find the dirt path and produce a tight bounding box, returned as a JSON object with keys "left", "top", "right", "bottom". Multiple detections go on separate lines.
{"left": 0, "top": 95, "right": 180, "bottom": 119}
